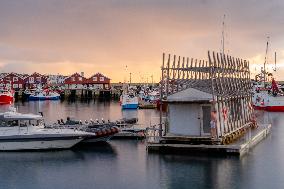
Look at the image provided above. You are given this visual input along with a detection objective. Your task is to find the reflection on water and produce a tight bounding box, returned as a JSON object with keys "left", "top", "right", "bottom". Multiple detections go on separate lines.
{"left": 0, "top": 102, "right": 283, "bottom": 188}
{"left": 8, "top": 101, "right": 160, "bottom": 127}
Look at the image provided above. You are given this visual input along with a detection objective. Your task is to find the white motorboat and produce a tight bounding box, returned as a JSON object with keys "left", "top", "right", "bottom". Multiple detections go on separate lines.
{"left": 0, "top": 110, "right": 94, "bottom": 151}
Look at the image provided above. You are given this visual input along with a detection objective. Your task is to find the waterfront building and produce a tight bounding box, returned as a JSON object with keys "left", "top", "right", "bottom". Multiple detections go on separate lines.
{"left": 47, "top": 74, "right": 66, "bottom": 86}
{"left": 24, "top": 72, "right": 48, "bottom": 89}
{"left": 64, "top": 72, "right": 87, "bottom": 90}
{"left": 85, "top": 72, "right": 111, "bottom": 90}
{"left": 0, "top": 72, "right": 26, "bottom": 90}
{"left": 0, "top": 72, "right": 111, "bottom": 91}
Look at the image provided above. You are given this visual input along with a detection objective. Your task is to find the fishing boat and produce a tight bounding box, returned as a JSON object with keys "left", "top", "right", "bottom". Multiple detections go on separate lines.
{"left": 252, "top": 78, "right": 284, "bottom": 111}
{"left": 120, "top": 93, "right": 139, "bottom": 109}
{"left": 29, "top": 89, "right": 60, "bottom": 100}
{"left": 0, "top": 89, "right": 14, "bottom": 104}
{"left": 0, "top": 109, "right": 94, "bottom": 150}
{"left": 252, "top": 38, "right": 284, "bottom": 111}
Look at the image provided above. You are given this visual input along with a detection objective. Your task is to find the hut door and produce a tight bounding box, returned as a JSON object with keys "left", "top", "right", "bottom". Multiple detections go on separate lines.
{"left": 201, "top": 105, "right": 211, "bottom": 136}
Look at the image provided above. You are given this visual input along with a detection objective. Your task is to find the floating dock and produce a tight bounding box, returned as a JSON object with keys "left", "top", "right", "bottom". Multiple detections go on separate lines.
{"left": 112, "top": 132, "right": 145, "bottom": 140}
{"left": 112, "top": 127, "right": 146, "bottom": 140}
{"left": 147, "top": 124, "right": 271, "bottom": 156}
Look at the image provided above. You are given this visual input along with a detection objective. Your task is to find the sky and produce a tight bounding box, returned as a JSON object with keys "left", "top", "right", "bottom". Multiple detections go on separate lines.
{"left": 0, "top": 0, "right": 284, "bottom": 82}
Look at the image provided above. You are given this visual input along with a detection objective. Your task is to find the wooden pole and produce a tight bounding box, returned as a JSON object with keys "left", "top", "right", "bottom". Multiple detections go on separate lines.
{"left": 160, "top": 53, "right": 165, "bottom": 136}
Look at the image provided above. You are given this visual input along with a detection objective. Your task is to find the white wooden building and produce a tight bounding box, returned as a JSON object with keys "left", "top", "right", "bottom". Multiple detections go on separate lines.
{"left": 167, "top": 88, "right": 212, "bottom": 136}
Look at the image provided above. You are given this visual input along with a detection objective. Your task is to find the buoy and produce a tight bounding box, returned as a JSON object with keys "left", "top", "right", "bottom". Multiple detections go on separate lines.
{"left": 106, "top": 129, "right": 112, "bottom": 134}
{"left": 111, "top": 128, "right": 116, "bottom": 133}
{"left": 102, "top": 129, "right": 107, "bottom": 135}
{"left": 97, "top": 131, "right": 102, "bottom": 136}
{"left": 115, "top": 127, "right": 119, "bottom": 133}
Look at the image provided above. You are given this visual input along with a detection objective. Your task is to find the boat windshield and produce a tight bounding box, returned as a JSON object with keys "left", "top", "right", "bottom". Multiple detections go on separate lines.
{"left": 0, "top": 119, "right": 44, "bottom": 127}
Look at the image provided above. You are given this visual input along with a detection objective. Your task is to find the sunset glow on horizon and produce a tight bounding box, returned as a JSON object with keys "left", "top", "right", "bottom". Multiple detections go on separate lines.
{"left": 0, "top": 0, "right": 284, "bottom": 82}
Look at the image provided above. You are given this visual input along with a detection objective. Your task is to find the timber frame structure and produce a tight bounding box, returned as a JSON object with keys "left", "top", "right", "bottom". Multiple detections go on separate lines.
{"left": 159, "top": 51, "right": 255, "bottom": 144}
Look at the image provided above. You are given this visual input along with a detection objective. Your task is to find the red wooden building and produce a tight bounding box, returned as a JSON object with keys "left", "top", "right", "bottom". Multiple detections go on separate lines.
{"left": 85, "top": 73, "right": 111, "bottom": 89}
{"left": 64, "top": 73, "right": 87, "bottom": 89}
{"left": 24, "top": 72, "right": 48, "bottom": 88}
{"left": 0, "top": 72, "right": 111, "bottom": 90}
{"left": 0, "top": 73, "right": 26, "bottom": 90}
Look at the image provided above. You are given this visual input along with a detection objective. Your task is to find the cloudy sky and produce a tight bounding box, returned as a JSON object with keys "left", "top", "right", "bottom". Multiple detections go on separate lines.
{"left": 0, "top": 0, "right": 283, "bottom": 82}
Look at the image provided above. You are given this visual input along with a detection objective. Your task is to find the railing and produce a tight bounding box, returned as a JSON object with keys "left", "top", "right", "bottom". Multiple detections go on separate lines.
{"left": 145, "top": 123, "right": 166, "bottom": 143}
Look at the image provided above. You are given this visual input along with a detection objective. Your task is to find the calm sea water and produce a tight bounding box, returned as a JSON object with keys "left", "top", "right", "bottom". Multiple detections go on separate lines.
{"left": 0, "top": 100, "right": 282, "bottom": 189}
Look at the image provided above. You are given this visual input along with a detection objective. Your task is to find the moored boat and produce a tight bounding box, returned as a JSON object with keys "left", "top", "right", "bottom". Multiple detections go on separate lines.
{"left": 120, "top": 93, "right": 138, "bottom": 109}
{"left": 0, "top": 110, "right": 94, "bottom": 151}
{"left": 29, "top": 89, "right": 60, "bottom": 100}
{"left": 252, "top": 80, "right": 284, "bottom": 111}
{"left": 0, "top": 90, "right": 14, "bottom": 105}
{"left": 252, "top": 39, "right": 284, "bottom": 111}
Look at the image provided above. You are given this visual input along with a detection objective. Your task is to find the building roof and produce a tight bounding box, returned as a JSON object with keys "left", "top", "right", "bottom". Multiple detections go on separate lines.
{"left": 90, "top": 72, "right": 110, "bottom": 80}
{"left": 166, "top": 87, "right": 212, "bottom": 103}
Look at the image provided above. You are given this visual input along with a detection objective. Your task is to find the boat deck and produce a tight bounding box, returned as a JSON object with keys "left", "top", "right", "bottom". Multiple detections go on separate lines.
{"left": 147, "top": 124, "right": 271, "bottom": 156}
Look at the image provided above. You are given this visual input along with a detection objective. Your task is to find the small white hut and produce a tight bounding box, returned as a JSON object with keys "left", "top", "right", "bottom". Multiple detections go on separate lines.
{"left": 167, "top": 87, "right": 212, "bottom": 137}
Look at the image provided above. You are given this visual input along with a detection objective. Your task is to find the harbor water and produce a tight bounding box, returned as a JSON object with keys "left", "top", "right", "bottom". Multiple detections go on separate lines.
{"left": 0, "top": 101, "right": 282, "bottom": 189}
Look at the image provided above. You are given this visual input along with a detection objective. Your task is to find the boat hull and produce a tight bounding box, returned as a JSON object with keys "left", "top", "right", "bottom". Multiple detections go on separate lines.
{"left": 253, "top": 92, "right": 284, "bottom": 112}
{"left": 254, "top": 105, "right": 284, "bottom": 112}
{"left": 122, "top": 103, "right": 138, "bottom": 109}
{"left": 29, "top": 96, "right": 60, "bottom": 101}
{"left": 0, "top": 95, "right": 13, "bottom": 104}
{"left": 0, "top": 136, "right": 83, "bottom": 151}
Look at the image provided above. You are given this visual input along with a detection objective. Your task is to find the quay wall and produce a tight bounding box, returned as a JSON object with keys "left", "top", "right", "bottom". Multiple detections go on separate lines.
{"left": 13, "top": 82, "right": 158, "bottom": 101}
{"left": 14, "top": 88, "right": 122, "bottom": 101}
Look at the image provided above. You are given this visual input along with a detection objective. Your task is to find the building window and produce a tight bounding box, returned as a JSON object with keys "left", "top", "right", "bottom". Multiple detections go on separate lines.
{"left": 13, "top": 77, "right": 18, "bottom": 82}
{"left": 13, "top": 84, "right": 18, "bottom": 89}
{"left": 71, "top": 77, "right": 75, "bottom": 82}
{"left": 29, "top": 77, "right": 34, "bottom": 83}
{"left": 19, "top": 84, "right": 22, "bottom": 88}
{"left": 100, "top": 77, "right": 104, "bottom": 81}
{"left": 36, "top": 77, "right": 41, "bottom": 82}
{"left": 78, "top": 77, "right": 82, "bottom": 81}
{"left": 93, "top": 77, "right": 97, "bottom": 81}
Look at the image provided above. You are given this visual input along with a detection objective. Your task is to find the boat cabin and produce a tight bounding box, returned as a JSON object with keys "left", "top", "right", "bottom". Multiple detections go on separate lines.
{"left": 0, "top": 112, "right": 44, "bottom": 127}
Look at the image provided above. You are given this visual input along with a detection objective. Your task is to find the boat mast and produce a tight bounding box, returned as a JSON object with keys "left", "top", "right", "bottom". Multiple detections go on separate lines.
{"left": 263, "top": 37, "right": 270, "bottom": 84}
{"left": 274, "top": 51, "right": 277, "bottom": 72}
{"left": 221, "top": 14, "right": 225, "bottom": 55}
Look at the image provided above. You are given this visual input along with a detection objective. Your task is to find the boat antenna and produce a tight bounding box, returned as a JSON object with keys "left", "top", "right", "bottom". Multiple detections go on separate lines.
{"left": 274, "top": 51, "right": 277, "bottom": 72}
{"left": 221, "top": 14, "right": 226, "bottom": 55}
{"left": 264, "top": 36, "right": 269, "bottom": 83}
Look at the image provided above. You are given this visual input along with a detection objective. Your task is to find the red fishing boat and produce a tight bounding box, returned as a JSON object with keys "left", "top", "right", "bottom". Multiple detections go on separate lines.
{"left": 252, "top": 38, "right": 284, "bottom": 111}
{"left": 0, "top": 90, "right": 14, "bottom": 104}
